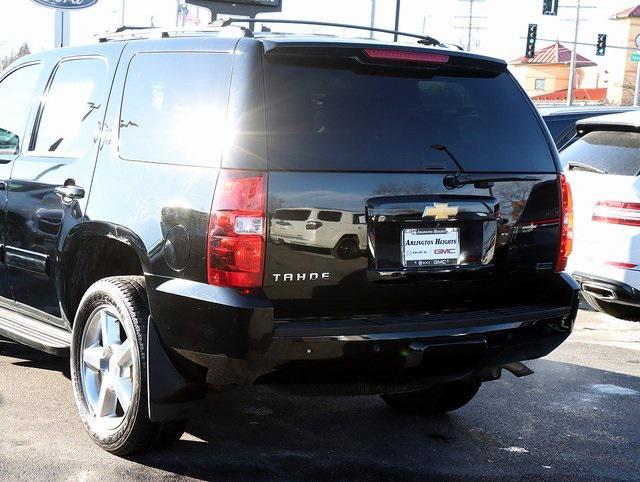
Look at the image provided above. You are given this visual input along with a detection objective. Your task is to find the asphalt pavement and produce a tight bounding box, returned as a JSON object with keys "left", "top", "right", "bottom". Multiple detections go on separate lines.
{"left": 0, "top": 308, "right": 638, "bottom": 481}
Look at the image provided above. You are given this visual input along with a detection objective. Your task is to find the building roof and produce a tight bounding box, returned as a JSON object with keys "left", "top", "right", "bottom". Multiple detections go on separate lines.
{"left": 510, "top": 42, "right": 597, "bottom": 67}
{"left": 611, "top": 5, "right": 640, "bottom": 20}
{"left": 531, "top": 88, "right": 607, "bottom": 102}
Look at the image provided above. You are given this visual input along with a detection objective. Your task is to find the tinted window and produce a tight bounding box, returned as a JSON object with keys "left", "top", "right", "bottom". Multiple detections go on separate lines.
{"left": 119, "top": 53, "right": 232, "bottom": 166}
{"left": 352, "top": 214, "right": 366, "bottom": 224}
{"left": 274, "top": 209, "right": 311, "bottom": 221}
{"left": 317, "top": 210, "right": 342, "bottom": 222}
{"left": 265, "top": 60, "right": 554, "bottom": 172}
{"left": 560, "top": 130, "right": 640, "bottom": 176}
{"left": 33, "top": 58, "right": 107, "bottom": 156}
{"left": 0, "top": 64, "right": 41, "bottom": 156}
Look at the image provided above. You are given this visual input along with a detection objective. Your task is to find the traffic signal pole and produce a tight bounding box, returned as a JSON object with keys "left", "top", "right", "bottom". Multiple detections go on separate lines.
{"left": 566, "top": 0, "right": 581, "bottom": 106}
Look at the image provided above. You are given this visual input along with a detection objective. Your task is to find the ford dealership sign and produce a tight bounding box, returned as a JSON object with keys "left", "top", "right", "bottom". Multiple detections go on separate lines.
{"left": 31, "top": 0, "right": 98, "bottom": 9}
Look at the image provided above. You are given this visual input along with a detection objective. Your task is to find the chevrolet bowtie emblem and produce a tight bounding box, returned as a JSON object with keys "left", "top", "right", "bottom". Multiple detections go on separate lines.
{"left": 423, "top": 203, "right": 459, "bottom": 220}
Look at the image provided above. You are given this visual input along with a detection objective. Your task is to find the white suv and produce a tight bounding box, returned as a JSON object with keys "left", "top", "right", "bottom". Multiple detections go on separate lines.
{"left": 270, "top": 208, "right": 366, "bottom": 259}
{"left": 561, "top": 111, "right": 640, "bottom": 319}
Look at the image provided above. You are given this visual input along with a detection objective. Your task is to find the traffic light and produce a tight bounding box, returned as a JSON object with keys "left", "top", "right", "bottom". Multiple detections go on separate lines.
{"left": 542, "top": 0, "right": 558, "bottom": 16}
{"left": 596, "top": 34, "right": 607, "bottom": 56}
{"left": 526, "top": 24, "right": 538, "bottom": 59}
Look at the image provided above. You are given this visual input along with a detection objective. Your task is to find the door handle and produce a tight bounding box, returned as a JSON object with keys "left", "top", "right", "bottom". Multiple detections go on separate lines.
{"left": 54, "top": 184, "right": 85, "bottom": 205}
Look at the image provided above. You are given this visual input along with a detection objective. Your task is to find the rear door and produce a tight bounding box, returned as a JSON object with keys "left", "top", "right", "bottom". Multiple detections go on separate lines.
{"left": 5, "top": 48, "right": 122, "bottom": 326}
{"left": 261, "top": 45, "right": 563, "bottom": 319}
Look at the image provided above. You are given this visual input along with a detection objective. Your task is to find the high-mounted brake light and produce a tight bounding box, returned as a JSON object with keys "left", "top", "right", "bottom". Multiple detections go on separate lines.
{"left": 207, "top": 170, "right": 267, "bottom": 290}
{"left": 555, "top": 174, "right": 574, "bottom": 272}
{"left": 592, "top": 201, "right": 640, "bottom": 227}
{"left": 364, "top": 48, "right": 449, "bottom": 64}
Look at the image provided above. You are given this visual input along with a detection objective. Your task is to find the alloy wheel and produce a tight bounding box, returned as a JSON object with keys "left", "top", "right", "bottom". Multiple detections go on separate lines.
{"left": 79, "top": 305, "right": 135, "bottom": 432}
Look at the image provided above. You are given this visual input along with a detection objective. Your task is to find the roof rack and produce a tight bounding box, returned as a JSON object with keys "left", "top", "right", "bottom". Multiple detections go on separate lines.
{"left": 214, "top": 17, "right": 443, "bottom": 47}
{"left": 97, "top": 24, "right": 252, "bottom": 43}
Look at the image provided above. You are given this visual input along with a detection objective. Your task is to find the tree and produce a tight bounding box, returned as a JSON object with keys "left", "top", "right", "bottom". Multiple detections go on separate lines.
{"left": 1, "top": 43, "right": 31, "bottom": 71}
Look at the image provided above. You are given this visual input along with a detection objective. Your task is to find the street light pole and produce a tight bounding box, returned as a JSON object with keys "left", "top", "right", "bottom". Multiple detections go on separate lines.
{"left": 121, "top": 0, "right": 125, "bottom": 26}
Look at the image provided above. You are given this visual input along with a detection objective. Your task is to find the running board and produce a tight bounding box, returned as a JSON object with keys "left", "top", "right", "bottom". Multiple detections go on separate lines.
{"left": 0, "top": 306, "right": 71, "bottom": 357}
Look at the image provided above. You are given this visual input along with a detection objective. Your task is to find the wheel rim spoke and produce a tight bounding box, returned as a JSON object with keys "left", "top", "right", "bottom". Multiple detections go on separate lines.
{"left": 114, "top": 377, "right": 133, "bottom": 413}
{"left": 83, "top": 344, "right": 104, "bottom": 372}
{"left": 100, "top": 311, "right": 121, "bottom": 348}
{"left": 96, "top": 378, "right": 117, "bottom": 417}
{"left": 112, "top": 339, "right": 132, "bottom": 369}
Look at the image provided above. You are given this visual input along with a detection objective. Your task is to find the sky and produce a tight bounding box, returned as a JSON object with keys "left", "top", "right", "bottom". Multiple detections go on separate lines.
{"left": 0, "top": 0, "right": 638, "bottom": 64}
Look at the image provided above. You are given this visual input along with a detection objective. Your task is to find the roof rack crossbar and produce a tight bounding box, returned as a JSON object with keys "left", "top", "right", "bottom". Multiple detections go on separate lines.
{"left": 216, "top": 17, "right": 442, "bottom": 47}
{"left": 97, "top": 24, "right": 252, "bottom": 42}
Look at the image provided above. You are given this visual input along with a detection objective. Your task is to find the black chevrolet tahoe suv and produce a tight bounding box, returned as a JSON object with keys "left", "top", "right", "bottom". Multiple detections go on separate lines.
{"left": 0, "top": 23, "right": 579, "bottom": 455}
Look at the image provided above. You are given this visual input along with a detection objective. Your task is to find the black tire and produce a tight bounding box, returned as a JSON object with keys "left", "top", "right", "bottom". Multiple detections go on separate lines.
{"left": 582, "top": 292, "right": 640, "bottom": 321}
{"left": 381, "top": 379, "right": 481, "bottom": 415}
{"left": 332, "top": 237, "right": 360, "bottom": 259}
{"left": 70, "top": 276, "right": 186, "bottom": 455}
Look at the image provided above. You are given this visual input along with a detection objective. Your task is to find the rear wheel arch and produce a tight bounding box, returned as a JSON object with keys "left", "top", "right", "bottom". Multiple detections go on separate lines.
{"left": 60, "top": 224, "right": 149, "bottom": 326}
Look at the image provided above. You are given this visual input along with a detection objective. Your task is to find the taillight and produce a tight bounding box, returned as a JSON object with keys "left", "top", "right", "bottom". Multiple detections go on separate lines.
{"left": 555, "top": 174, "right": 573, "bottom": 272}
{"left": 363, "top": 48, "right": 449, "bottom": 64}
{"left": 592, "top": 201, "right": 640, "bottom": 227}
{"left": 207, "top": 170, "right": 266, "bottom": 289}
{"left": 306, "top": 221, "right": 323, "bottom": 230}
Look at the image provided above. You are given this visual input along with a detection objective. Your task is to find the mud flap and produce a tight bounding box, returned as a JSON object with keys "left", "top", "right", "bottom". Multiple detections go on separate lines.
{"left": 147, "top": 316, "right": 207, "bottom": 422}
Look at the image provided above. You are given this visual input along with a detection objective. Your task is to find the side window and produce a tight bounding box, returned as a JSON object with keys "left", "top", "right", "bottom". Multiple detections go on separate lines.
{"left": 317, "top": 211, "right": 342, "bottom": 222}
{"left": 352, "top": 214, "right": 365, "bottom": 224}
{"left": 0, "top": 64, "right": 42, "bottom": 157}
{"left": 32, "top": 58, "right": 107, "bottom": 157}
{"left": 119, "top": 52, "right": 233, "bottom": 166}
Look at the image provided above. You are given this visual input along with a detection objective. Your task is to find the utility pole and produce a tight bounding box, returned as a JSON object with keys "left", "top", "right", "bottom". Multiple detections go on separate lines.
{"left": 454, "top": 0, "right": 487, "bottom": 51}
{"left": 370, "top": 0, "right": 376, "bottom": 39}
{"left": 121, "top": 0, "right": 125, "bottom": 26}
{"left": 393, "top": 0, "right": 401, "bottom": 42}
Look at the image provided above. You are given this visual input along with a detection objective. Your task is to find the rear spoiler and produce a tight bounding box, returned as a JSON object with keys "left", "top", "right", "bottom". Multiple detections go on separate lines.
{"left": 263, "top": 44, "right": 508, "bottom": 75}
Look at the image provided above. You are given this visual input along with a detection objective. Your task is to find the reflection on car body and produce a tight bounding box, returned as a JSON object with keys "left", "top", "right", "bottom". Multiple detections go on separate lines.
{"left": 270, "top": 207, "right": 366, "bottom": 259}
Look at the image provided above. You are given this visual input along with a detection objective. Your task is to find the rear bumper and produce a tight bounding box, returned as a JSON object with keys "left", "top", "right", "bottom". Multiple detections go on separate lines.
{"left": 145, "top": 273, "right": 579, "bottom": 419}
{"left": 572, "top": 271, "right": 640, "bottom": 307}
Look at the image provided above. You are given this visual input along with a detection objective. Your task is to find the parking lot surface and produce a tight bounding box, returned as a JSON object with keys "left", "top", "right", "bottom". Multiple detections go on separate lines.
{"left": 0, "top": 309, "right": 638, "bottom": 481}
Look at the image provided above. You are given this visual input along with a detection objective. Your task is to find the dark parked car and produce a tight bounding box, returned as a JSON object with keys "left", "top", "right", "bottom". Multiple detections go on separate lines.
{"left": 540, "top": 106, "right": 638, "bottom": 149}
{"left": 0, "top": 23, "right": 578, "bottom": 455}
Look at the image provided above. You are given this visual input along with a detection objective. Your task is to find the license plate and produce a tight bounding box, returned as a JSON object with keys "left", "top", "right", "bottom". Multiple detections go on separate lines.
{"left": 402, "top": 228, "right": 460, "bottom": 267}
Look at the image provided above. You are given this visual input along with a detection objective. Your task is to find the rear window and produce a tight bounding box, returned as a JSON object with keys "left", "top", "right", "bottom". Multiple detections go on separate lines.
{"left": 274, "top": 209, "right": 311, "bottom": 221}
{"left": 560, "top": 130, "right": 640, "bottom": 176}
{"left": 265, "top": 58, "right": 554, "bottom": 172}
{"left": 317, "top": 210, "right": 342, "bottom": 222}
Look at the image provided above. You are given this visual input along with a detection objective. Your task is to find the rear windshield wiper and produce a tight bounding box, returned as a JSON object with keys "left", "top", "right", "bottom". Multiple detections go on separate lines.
{"left": 430, "top": 144, "right": 540, "bottom": 188}
{"left": 567, "top": 161, "right": 607, "bottom": 174}
{"left": 443, "top": 173, "right": 541, "bottom": 189}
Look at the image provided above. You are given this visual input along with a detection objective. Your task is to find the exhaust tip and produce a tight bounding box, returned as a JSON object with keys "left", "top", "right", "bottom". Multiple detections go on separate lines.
{"left": 582, "top": 282, "right": 617, "bottom": 300}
